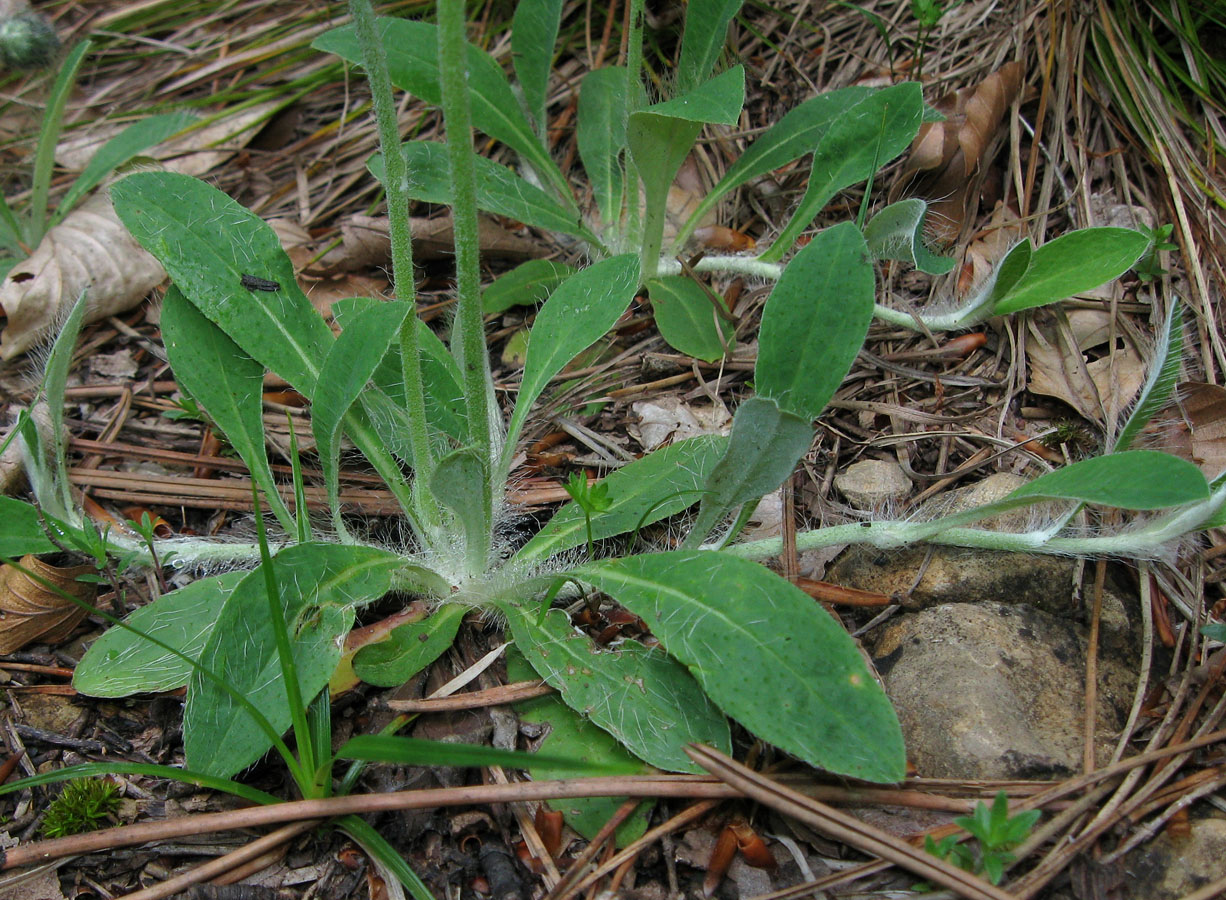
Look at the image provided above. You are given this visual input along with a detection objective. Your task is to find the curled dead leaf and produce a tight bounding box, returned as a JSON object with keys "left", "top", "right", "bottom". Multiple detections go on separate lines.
{"left": 1153, "top": 382, "right": 1226, "bottom": 481}
{"left": 1026, "top": 309, "right": 1145, "bottom": 422}
{"left": 0, "top": 555, "right": 94, "bottom": 654}
{"left": 895, "top": 62, "right": 1025, "bottom": 243}
{"left": 0, "top": 190, "right": 165, "bottom": 360}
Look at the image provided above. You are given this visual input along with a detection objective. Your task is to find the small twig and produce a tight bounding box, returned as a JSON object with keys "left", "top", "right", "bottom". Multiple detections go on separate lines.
{"left": 0, "top": 777, "right": 743, "bottom": 872}
{"left": 685, "top": 744, "right": 1018, "bottom": 900}
{"left": 383, "top": 680, "right": 553, "bottom": 712}
{"left": 118, "top": 820, "right": 318, "bottom": 900}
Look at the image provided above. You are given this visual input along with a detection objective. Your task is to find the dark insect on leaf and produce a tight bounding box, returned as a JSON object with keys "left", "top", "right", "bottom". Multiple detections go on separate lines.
{"left": 240, "top": 274, "right": 281, "bottom": 292}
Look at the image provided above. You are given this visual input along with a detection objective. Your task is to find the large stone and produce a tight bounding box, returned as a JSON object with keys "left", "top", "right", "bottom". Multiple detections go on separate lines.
{"left": 1126, "top": 817, "right": 1226, "bottom": 899}
{"left": 872, "top": 601, "right": 1135, "bottom": 779}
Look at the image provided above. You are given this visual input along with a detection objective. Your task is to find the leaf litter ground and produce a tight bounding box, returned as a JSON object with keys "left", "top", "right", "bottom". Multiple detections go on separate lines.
{"left": 1, "top": 1, "right": 1225, "bottom": 898}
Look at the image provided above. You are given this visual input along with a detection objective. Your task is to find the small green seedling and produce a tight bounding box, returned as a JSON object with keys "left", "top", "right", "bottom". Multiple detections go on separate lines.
{"left": 924, "top": 791, "right": 1041, "bottom": 886}
{"left": 1133, "top": 222, "right": 1178, "bottom": 282}
{"left": 40, "top": 777, "right": 122, "bottom": 839}
{"left": 563, "top": 471, "right": 613, "bottom": 556}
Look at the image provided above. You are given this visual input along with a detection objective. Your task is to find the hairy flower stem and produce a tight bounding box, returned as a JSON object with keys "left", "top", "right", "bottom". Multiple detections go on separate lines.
{"left": 437, "top": 0, "right": 495, "bottom": 567}
{"left": 348, "top": 0, "right": 438, "bottom": 537}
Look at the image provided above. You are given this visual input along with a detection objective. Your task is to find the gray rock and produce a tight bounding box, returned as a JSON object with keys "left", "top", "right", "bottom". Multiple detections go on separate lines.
{"left": 872, "top": 602, "right": 1135, "bottom": 779}
{"left": 834, "top": 459, "right": 912, "bottom": 510}
{"left": 1126, "top": 816, "right": 1226, "bottom": 899}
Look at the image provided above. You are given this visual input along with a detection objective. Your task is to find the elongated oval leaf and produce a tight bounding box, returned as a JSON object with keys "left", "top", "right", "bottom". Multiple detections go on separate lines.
{"left": 353, "top": 603, "right": 466, "bottom": 687}
{"left": 112, "top": 171, "right": 333, "bottom": 396}
{"left": 53, "top": 111, "right": 198, "bottom": 228}
{"left": 370, "top": 143, "right": 593, "bottom": 241}
{"left": 335, "top": 298, "right": 468, "bottom": 446}
{"left": 511, "top": 0, "right": 564, "bottom": 135}
{"left": 506, "top": 607, "right": 731, "bottom": 773}
{"left": 502, "top": 254, "right": 640, "bottom": 469}
{"left": 483, "top": 259, "right": 576, "bottom": 314}
{"left": 676, "top": 0, "right": 745, "bottom": 94}
{"left": 0, "top": 497, "right": 56, "bottom": 557}
{"left": 515, "top": 434, "right": 728, "bottom": 564}
{"left": 74, "top": 571, "right": 246, "bottom": 698}
{"left": 764, "top": 83, "right": 924, "bottom": 261}
{"left": 314, "top": 19, "right": 570, "bottom": 200}
{"left": 507, "top": 646, "right": 652, "bottom": 844}
{"left": 756, "top": 222, "right": 875, "bottom": 420}
{"left": 577, "top": 67, "right": 629, "bottom": 228}
{"left": 313, "top": 301, "right": 410, "bottom": 528}
{"left": 574, "top": 551, "right": 907, "bottom": 783}
{"left": 161, "top": 286, "right": 295, "bottom": 532}
{"left": 680, "top": 87, "right": 875, "bottom": 239}
{"left": 647, "top": 276, "right": 734, "bottom": 361}
{"left": 185, "top": 543, "right": 400, "bottom": 777}
{"left": 992, "top": 227, "right": 1150, "bottom": 315}
{"left": 686, "top": 397, "right": 813, "bottom": 546}
{"left": 1006, "top": 450, "right": 1207, "bottom": 509}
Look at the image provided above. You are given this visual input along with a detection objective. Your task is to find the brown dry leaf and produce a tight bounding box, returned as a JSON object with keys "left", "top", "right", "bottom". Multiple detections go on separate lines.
{"left": 0, "top": 190, "right": 165, "bottom": 360}
{"left": 628, "top": 397, "right": 732, "bottom": 450}
{"left": 1156, "top": 382, "right": 1226, "bottom": 481}
{"left": 896, "top": 62, "right": 1025, "bottom": 243}
{"left": 317, "top": 214, "right": 540, "bottom": 273}
{"left": 0, "top": 555, "right": 94, "bottom": 654}
{"left": 56, "top": 102, "right": 280, "bottom": 177}
{"left": 1026, "top": 309, "right": 1145, "bottom": 422}
{"left": 956, "top": 201, "right": 1026, "bottom": 298}
{"left": 159, "top": 100, "right": 284, "bottom": 177}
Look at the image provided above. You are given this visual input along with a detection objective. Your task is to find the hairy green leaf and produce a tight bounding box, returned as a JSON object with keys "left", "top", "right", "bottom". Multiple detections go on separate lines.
{"left": 502, "top": 254, "right": 640, "bottom": 472}
{"left": 1006, "top": 450, "right": 1207, "bottom": 509}
{"left": 511, "top": 0, "right": 564, "bottom": 136}
{"left": 676, "top": 0, "right": 745, "bottom": 93}
{"left": 161, "top": 287, "right": 295, "bottom": 532}
{"left": 764, "top": 83, "right": 924, "bottom": 261}
{"left": 992, "top": 228, "right": 1150, "bottom": 315}
{"left": 577, "top": 67, "right": 629, "bottom": 229}
{"left": 370, "top": 143, "right": 593, "bottom": 241}
{"left": 314, "top": 19, "right": 570, "bottom": 200}
{"left": 647, "top": 276, "right": 733, "bottom": 362}
{"left": 74, "top": 571, "right": 246, "bottom": 697}
{"left": 313, "top": 301, "right": 410, "bottom": 530}
{"left": 507, "top": 648, "right": 651, "bottom": 844}
{"left": 679, "top": 86, "right": 875, "bottom": 243}
{"left": 516, "top": 434, "right": 728, "bottom": 564}
{"left": 185, "top": 544, "right": 400, "bottom": 777}
{"left": 483, "top": 259, "right": 576, "bottom": 313}
{"left": 113, "top": 173, "right": 332, "bottom": 394}
{"left": 52, "top": 111, "right": 197, "bottom": 229}
{"left": 756, "top": 222, "right": 874, "bottom": 420}
{"left": 685, "top": 397, "right": 813, "bottom": 546}
{"left": 353, "top": 603, "right": 465, "bottom": 687}
{"left": 506, "top": 607, "right": 730, "bottom": 773}
{"left": 863, "top": 199, "right": 955, "bottom": 275}
{"left": 574, "top": 551, "right": 907, "bottom": 782}
{"left": 1113, "top": 301, "right": 1183, "bottom": 452}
